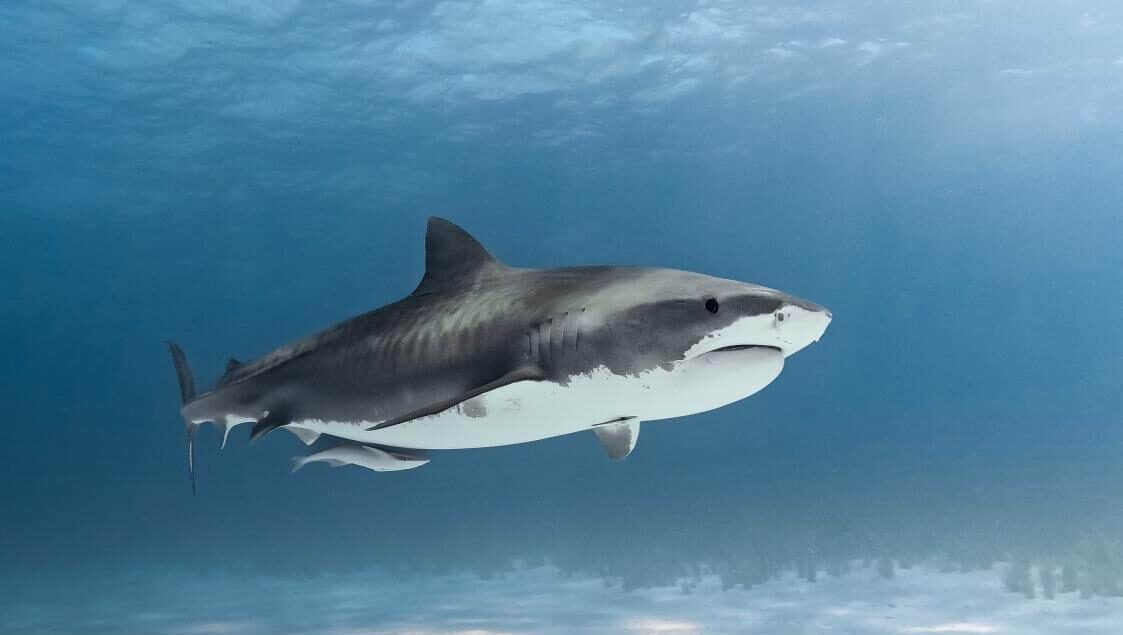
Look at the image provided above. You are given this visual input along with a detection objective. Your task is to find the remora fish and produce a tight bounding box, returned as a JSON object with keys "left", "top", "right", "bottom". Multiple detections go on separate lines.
{"left": 169, "top": 217, "right": 831, "bottom": 491}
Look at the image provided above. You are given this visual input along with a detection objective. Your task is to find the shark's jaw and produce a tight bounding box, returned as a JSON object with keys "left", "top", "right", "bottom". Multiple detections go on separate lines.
{"left": 639, "top": 303, "right": 831, "bottom": 420}
{"left": 657, "top": 344, "right": 786, "bottom": 420}
{"left": 704, "top": 344, "right": 782, "bottom": 354}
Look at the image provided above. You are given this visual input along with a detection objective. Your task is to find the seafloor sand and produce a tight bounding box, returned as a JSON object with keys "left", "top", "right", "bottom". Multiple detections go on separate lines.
{"left": 3, "top": 561, "right": 1119, "bottom": 635}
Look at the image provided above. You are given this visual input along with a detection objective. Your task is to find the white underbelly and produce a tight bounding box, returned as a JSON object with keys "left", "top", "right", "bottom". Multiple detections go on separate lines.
{"left": 293, "top": 373, "right": 630, "bottom": 449}
{"left": 288, "top": 347, "right": 784, "bottom": 450}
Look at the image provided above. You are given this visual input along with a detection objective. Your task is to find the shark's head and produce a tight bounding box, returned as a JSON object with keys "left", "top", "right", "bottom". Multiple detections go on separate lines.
{"left": 569, "top": 267, "right": 832, "bottom": 421}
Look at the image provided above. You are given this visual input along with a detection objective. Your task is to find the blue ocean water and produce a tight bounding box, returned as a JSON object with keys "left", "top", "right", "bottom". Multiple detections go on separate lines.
{"left": 3, "top": 2, "right": 1123, "bottom": 633}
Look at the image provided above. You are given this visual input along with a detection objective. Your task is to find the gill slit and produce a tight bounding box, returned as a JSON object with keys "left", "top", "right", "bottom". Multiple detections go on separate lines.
{"left": 541, "top": 318, "right": 553, "bottom": 367}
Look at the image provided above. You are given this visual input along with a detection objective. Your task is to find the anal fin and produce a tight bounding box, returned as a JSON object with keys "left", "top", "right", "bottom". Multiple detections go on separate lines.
{"left": 285, "top": 426, "right": 321, "bottom": 446}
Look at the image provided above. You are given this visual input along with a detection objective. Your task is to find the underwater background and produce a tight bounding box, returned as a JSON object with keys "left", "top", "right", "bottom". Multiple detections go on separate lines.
{"left": 3, "top": 1, "right": 1123, "bottom": 633}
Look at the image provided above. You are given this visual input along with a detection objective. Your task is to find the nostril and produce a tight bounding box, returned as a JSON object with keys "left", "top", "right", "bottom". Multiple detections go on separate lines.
{"left": 775, "top": 312, "right": 785, "bottom": 322}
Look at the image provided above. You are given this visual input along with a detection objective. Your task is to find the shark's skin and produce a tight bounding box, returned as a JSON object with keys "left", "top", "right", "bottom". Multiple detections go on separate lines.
{"left": 169, "top": 217, "right": 831, "bottom": 486}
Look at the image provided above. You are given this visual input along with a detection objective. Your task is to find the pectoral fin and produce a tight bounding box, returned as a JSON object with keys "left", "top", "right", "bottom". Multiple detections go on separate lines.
{"left": 592, "top": 417, "right": 640, "bottom": 461}
{"left": 365, "top": 366, "right": 543, "bottom": 431}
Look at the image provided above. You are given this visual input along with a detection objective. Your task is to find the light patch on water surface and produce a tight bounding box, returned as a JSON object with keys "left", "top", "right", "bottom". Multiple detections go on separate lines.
{"left": 170, "top": 620, "right": 263, "bottom": 635}
{"left": 904, "top": 624, "right": 999, "bottom": 634}
{"left": 623, "top": 618, "right": 700, "bottom": 633}
{"left": 341, "top": 630, "right": 522, "bottom": 635}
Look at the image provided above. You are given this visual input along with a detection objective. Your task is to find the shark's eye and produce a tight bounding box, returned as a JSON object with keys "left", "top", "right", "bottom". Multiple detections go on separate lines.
{"left": 704, "top": 298, "right": 720, "bottom": 314}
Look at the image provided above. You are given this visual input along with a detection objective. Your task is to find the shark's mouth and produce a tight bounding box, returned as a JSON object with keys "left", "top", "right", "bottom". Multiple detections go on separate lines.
{"left": 707, "top": 344, "right": 782, "bottom": 354}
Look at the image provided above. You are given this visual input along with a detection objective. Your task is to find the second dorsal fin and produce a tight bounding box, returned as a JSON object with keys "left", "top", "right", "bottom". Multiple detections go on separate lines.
{"left": 414, "top": 217, "right": 504, "bottom": 294}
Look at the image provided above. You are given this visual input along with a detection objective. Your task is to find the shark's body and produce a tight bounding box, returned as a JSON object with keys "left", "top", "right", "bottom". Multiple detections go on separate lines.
{"left": 170, "top": 218, "right": 831, "bottom": 488}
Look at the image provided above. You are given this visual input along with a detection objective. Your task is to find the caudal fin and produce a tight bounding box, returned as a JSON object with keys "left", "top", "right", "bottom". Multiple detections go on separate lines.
{"left": 167, "top": 341, "right": 199, "bottom": 495}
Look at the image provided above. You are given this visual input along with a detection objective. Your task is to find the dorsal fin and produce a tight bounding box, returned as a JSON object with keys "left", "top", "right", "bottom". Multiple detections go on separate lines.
{"left": 224, "top": 358, "right": 242, "bottom": 374}
{"left": 414, "top": 217, "right": 504, "bottom": 294}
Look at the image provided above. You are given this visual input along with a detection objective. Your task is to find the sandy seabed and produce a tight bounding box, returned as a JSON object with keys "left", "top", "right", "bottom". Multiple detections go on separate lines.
{"left": 3, "top": 561, "right": 1120, "bottom": 635}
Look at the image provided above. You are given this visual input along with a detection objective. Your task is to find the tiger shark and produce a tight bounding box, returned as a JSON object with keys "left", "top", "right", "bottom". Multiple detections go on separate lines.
{"left": 169, "top": 217, "right": 831, "bottom": 491}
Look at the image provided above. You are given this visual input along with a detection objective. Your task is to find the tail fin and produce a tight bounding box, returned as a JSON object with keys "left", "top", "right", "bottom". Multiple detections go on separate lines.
{"left": 167, "top": 341, "right": 198, "bottom": 495}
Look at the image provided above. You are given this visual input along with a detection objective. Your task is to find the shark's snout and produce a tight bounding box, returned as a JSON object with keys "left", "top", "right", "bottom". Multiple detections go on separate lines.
{"left": 688, "top": 293, "right": 831, "bottom": 361}
{"left": 772, "top": 302, "right": 831, "bottom": 357}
